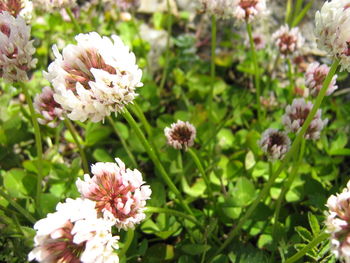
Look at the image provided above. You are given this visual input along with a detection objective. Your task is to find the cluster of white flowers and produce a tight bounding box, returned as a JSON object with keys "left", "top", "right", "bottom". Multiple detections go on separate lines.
{"left": 101, "top": 0, "right": 140, "bottom": 11}
{"left": 76, "top": 158, "right": 152, "bottom": 230}
{"left": 233, "top": 0, "right": 267, "bottom": 22}
{"left": 315, "top": 0, "right": 350, "bottom": 71}
{"left": 282, "top": 98, "right": 328, "bottom": 140}
{"left": 0, "top": 11, "right": 37, "bottom": 82}
{"left": 29, "top": 198, "right": 120, "bottom": 263}
{"left": 30, "top": 158, "right": 151, "bottom": 262}
{"left": 34, "top": 86, "right": 64, "bottom": 127}
{"left": 45, "top": 32, "right": 143, "bottom": 122}
{"left": 272, "top": 25, "right": 304, "bottom": 57}
{"left": 326, "top": 180, "right": 350, "bottom": 263}
{"left": 259, "top": 128, "right": 290, "bottom": 160}
{"left": 305, "top": 62, "right": 338, "bottom": 97}
{"left": 32, "top": 0, "right": 76, "bottom": 12}
{"left": 164, "top": 120, "right": 197, "bottom": 150}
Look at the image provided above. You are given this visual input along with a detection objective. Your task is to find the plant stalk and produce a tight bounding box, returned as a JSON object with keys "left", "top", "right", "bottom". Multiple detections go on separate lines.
{"left": 107, "top": 116, "right": 137, "bottom": 168}
{"left": 22, "top": 86, "right": 44, "bottom": 215}
{"left": 246, "top": 22, "right": 262, "bottom": 125}
{"left": 64, "top": 119, "right": 89, "bottom": 173}
{"left": 65, "top": 8, "right": 82, "bottom": 32}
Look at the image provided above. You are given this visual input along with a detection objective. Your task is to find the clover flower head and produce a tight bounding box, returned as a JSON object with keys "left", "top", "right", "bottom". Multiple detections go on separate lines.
{"left": 34, "top": 86, "right": 64, "bottom": 127}
{"left": 326, "top": 180, "right": 350, "bottom": 263}
{"left": 164, "top": 120, "right": 196, "bottom": 150}
{"left": 32, "top": 0, "right": 76, "bottom": 12}
{"left": 233, "top": 0, "right": 267, "bottom": 22}
{"left": 272, "top": 24, "right": 304, "bottom": 57}
{"left": 28, "top": 198, "right": 119, "bottom": 263}
{"left": 45, "top": 32, "right": 143, "bottom": 122}
{"left": 305, "top": 62, "right": 338, "bottom": 97}
{"left": 200, "top": 0, "right": 235, "bottom": 19}
{"left": 315, "top": 0, "right": 350, "bottom": 71}
{"left": 282, "top": 98, "right": 328, "bottom": 140}
{"left": 76, "top": 158, "right": 152, "bottom": 230}
{"left": 0, "top": 11, "right": 36, "bottom": 82}
{"left": 0, "top": 0, "right": 32, "bottom": 19}
{"left": 259, "top": 128, "right": 290, "bottom": 160}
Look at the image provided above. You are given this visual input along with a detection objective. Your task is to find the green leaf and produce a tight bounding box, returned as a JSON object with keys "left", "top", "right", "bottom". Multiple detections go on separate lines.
{"left": 181, "top": 244, "right": 211, "bottom": 256}
{"left": 245, "top": 151, "right": 256, "bottom": 170}
{"left": 308, "top": 213, "right": 320, "bottom": 235}
{"left": 93, "top": 148, "right": 114, "bottom": 162}
{"left": 3, "top": 169, "right": 28, "bottom": 198}
{"left": 295, "top": 226, "right": 313, "bottom": 242}
{"left": 39, "top": 193, "right": 60, "bottom": 215}
{"left": 231, "top": 177, "right": 256, "bottom": 207}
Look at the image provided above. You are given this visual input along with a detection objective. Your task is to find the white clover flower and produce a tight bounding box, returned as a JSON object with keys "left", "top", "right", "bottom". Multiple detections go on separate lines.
{"left": 45, "top": 32, "right": 143, "bottom": 122}
{"left": 164, "top": 120, "right": 196, "bottom": 150}
{"left": 245, "top": 32, "right": 266, "bottom": 50}
{"left": 28, "top": 198, "right": 119, "bottom": 263}
{"left": 315, "top": 0, "right": 350, "bottom": 71}
{"left": 0, "top": 11, "right": 37, "bottom": 82}
{"left": 305, "top": 62, "right": 338, "bottom": 97}
{"left": 76, "top": 158, "right": 152, "bottom": 230}
{"left": 0, "top": 0, "right": 32, "bottom": 20}
{"left": 259, "top": 128, "right": 290, "bottom": 160}
{"left": 272, "top": 24, "right": 304, "bottom": 57}
{"left": 34, "top": 86, "right": 64, "bottom": 127}
{"left": 282, "top": 98, "right": 328, "bottom": 140}
{"left": 326, "top": 180, "right": 350, "bottom": 263}
{"left": 233, "top": 0, "right": 267, "bottom": 22}
{"left": 200, "top": 0, "right": 235, "bottom": 19}
{"left": 32, "top": 0, "right": 76, "bottom": 12}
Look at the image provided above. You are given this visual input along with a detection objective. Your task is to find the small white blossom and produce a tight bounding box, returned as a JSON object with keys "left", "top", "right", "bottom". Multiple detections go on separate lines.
{"left": 0, "top": 11, "right": 37, "bottom": 82}
{"left": 200, "top": 0, "right": 235, "bottom": 19}
{"left": 272, "top": 24, "right": 304, "bottom": 57}
{"left": 164, "top": 120, "right": 196, "bottom": 150}
{"left": 305, "top": 62, "right": 338, "bottom": 97}
{"left": 28, "top": 198, "right": 119, "bottom": 263}
{"left": 34, "top": 86, "right": 64, "bottom": 127}
{"left": 233, "top": 0, "right": 267, "bottom": 22}
{"left": 76, "top": 158, "right": 152, "bottom": 230}
{"left": 326, "top": 180, "right": 350, "bottom": 263}
{"left": 45, "top": 32, "right": 143, "bottom": 122}
{"left": 315, "top": 0, "right": 350, "bottom": 71}
{"left": 259, "top": 128, "right": 290, "bottom": 160}
{"left": 282, "top": 98, "right": 328, "bottom": 140}
{"left": 32, "top": 0, "right": 76, "bottom": 12}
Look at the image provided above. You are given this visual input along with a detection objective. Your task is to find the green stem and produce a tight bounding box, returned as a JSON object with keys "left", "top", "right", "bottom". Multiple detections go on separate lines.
{"left": 272, "top": 139, "right": 305, "bottom": 245}
{"left": 247, "top": 22, "right": 262, "bottom": 125}
{"left": 284, "top": 231, "right": 329, "bottom": 263}
{"left": 187, "top": 148, "right": 213, "bottom": 201}
{"left": 64, "top": 119, "right": 89, "bottom": 173}
{"left": 159, "top": 0, "right": 172, "bottom": 93}
{"left": 146, "top": 207, "right": 202, "bottom": 229}
{"left": 131, "top": 102, "right": 152, "bottom": 137}
{"left": 0, "top": 188, "right": 36, "bottom": 224}
{"left": 65, "top": 8, "right": 82, "bottom": 32}
{"left": 107, "top": 116, "right": 137, "bottom": 168}
{"left": 285, "top": 0, "right": 293, "bottom": 25}
{"left": 122, "top": 109, "right": 194, "bottom": 216}
{"left": 208, "top": 15, "right": 216, "bottom": 111}
{"left": 211, "top": 60, "right": 339, "bottom": 259}
{"left": 287, "top": 58, "right": 294, "bottom": 102}
{"left": 119, "top": 229, "right": 134, "bottom": 258}
{"left": 22, "top": 86, "right": 44, "bottom": 215}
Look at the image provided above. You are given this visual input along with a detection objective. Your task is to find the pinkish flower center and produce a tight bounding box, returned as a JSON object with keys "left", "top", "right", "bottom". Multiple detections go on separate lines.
{"left": 268, "top": 132, "right": 285, "bottom": 148}
{"left": 85, "top": 172, "right": 138, "bottom": 221}
{"left": 239, "top": 0, "right": 259, "bottom": 19}
{"left": 63, "top": 49, "right": 117, "bottom": 92}
{"left": 253, "top": 36, "right": 262, "bottom": 46}
{"left": 40, "top": 91, "right": 62, "bottom": 118}
{"left": 0, "top": 23, "right": 11, "bottom": 37}
{"left": 170, "top": 125, "right": 193, "bottom": 144}
{"left": 44, "top": 221, "right": 86, "bottom": 263}
{"left": 313, "top": 68, "right": 327, "bottom": 84}
{"left": 280, "top": 33, "right": 296, "bottom": 50}
{"left": 345, "top": 3, "right": 350, "bottom": 10}
{"left": 0, "top": 0, "right": 22, "bottom": 17}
